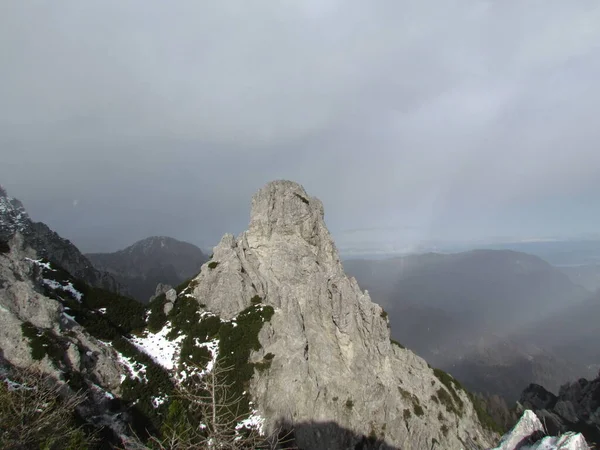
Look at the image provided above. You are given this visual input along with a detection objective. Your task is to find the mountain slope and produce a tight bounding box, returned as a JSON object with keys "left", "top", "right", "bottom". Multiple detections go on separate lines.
{"left": 0, "top": 233, "right": 174, "bottom": 443}
{"left": 0, "top": 185, "right": 124, "bottom": 294}
{"left": 560, "top": 263, "right": 600, "bottom": 292}
{"left": 344, "top": 251, "right": 592, "bottom": 401}
{"left": 87, "top": 236, "right": 208, "bottom": 302}
{"left": 519, "top": 292, "right": 600, "bottom": 374}
{"left": 141, "top": 180, "right": 498, "bottom": 449}
{"left": 4, "top": 179, "right": 592, "bottom": 448}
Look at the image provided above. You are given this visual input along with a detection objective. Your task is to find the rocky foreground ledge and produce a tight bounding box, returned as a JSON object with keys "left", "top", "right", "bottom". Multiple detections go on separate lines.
{"left": 493, "top": 410, "right": 589, "bottom": 450}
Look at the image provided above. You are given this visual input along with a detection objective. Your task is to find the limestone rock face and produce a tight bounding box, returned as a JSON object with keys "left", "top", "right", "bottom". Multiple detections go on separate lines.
{"left": 149, "top": 282, "right": 172, "bottom": 303}
{"left": 0, "top": 233, "right": 124, "bottom": 392}
{"left": 188, "top": 180, "right": 497, "bottom": 449}
{"left": 165, "top": 288, "right": 177, "bottom": 302}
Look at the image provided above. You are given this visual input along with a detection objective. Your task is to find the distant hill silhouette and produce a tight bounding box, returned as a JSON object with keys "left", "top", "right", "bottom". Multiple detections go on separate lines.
{"left": 87, "top": 236, "right": 207, "bottom": 302}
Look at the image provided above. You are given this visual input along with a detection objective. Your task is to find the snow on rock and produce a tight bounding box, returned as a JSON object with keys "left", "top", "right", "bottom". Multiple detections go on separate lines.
{"left": 151, "top": 395, "right": 168, "bottom": 408}
{"left": 41, "top": 278, "right": 83, "bottom": 301}
{"left": 493, "top": 410, "right": 590, "bottom": 450}
{"left": 100, "top": 340, "right": 148, "bottom": 383}
{"left": 493, "top": 410, "right": 544, "bottom": 450}
{"left": 24, "top": 258, "right": 54, "bottom": 272}
{"left": 24, "top": 258, "right": 84, "bottom": 301}
{"left": 523, "top": 433, "right": 590, "bottom": 450}
{"left": 115, "top": 351, "right": 148, "bottom": 383}
{"left": 129, "top": 322, "right": 184, "bottom": 370}
{"left": 235, "top": 409, "right": 265, "bottom": 436}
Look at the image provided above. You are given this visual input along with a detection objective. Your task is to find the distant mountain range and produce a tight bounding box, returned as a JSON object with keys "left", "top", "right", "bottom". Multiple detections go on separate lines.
{"left": 559, "top": 264, "right": 600, "bottom": 292}
{"left": 344, "top": 249, "right": 596, "bottom": 401}
{"left": 87, "top": 236, "right": 208, "bottom": 302}
{"left": 0, "top": 180, "right": 506, "bottom": 449}
{"left": 338, "top": 236, "right": 600, "bottom": 266}
{"left": 2, "top": 180, "right": 598, "bottom": 448}
{"left": 1, "top": 186, "right": 208, "bottom": 303}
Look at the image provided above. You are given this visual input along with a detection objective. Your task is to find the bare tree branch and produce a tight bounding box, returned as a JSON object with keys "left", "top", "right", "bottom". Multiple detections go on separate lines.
{"left": 123, "top": 360, "right": 296, "bottom": 450}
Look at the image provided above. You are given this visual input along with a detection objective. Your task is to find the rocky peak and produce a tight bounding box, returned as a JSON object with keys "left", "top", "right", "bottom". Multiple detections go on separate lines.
{"left": 185, "top": 180, "right": 499, "bottom": 449}
{"left": 0, "top": 186, "right": 30, "bottom": 239}
{"left": 124, "top": 236, "right": 174, "bottom": 256}
{"left": 247, "top": 180, "right": 339, "bottom": 268}
{"left": 249, "top": 181, "right": 324, "bottom": 239}
{"left": 86, "top": 236, "right": 207, "bottom": 302}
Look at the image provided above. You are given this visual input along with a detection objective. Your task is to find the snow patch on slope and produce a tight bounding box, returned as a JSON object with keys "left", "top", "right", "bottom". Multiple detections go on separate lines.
{"left": 235, "top": 408, "right": 265, "bottom": 435}
{"left": 25, "top": 258, "right": 54, "bottom": 272}
{"left": 129, "top": 322, "right": 185, "bottom": 370}
{"left": 26, "top": 258, "right": 83, "bottom": 301}
{"left": 41, "top": 278, "right": 83, "bottom": 302}
{"left": 98, "top": 340, "right": 148, "bottom": 383}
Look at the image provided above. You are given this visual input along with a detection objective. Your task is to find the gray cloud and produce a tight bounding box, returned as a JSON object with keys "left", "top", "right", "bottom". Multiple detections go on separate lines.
{"left": 1, "top": 0, "right": 600, "bottom": 253}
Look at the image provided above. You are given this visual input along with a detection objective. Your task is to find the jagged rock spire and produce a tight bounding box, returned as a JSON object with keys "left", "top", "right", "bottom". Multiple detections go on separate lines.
{"left": 0, "top": 185, "right": 30, "bottom": 238}
{"left": 187, "top": 180, "right": 498, "bottom": 449}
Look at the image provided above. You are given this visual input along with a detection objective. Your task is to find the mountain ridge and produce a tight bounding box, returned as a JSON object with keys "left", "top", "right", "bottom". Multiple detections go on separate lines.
{"left": 157, "top": 180, "right": 499, "bottom": 449}
{"left": 0, "top": 179, "right": 593, "bottom": 449}
{"left": 0, "top": 185, "right": 125, "bottom": 294}
{"left": 86, "top": 235, "right": 208, "bottom": 302}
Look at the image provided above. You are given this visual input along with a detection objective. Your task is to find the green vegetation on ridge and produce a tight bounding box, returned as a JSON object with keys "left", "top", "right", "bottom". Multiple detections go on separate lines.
{"left": 29, "top": 258, "right": 174, "bottom": 433}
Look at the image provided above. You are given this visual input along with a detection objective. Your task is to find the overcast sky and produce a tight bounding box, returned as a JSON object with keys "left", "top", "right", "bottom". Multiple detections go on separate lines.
{"left": 2, "top": 1, "right": 600, "bottom": 254}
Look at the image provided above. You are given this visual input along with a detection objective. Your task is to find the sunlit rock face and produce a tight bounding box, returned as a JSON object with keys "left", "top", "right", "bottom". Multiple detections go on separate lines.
{"left": 187, "top": 180, "right": 498, "bottom": 450}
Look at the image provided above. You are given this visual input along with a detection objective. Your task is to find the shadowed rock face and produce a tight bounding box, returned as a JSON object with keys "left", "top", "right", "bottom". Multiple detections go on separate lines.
{"left": 520, "top": 375, "right": 600, "bottom": 447}
{"left": 273, "top": 420, "right": 402, "bottom": 450}
{"left": 186, "top": 180, "right": 497, "bottom": 450}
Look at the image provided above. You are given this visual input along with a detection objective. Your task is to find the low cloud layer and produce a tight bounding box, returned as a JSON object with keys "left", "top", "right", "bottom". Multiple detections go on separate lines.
{"left": 2, "top": 1, "right": 600, "bottom": 253}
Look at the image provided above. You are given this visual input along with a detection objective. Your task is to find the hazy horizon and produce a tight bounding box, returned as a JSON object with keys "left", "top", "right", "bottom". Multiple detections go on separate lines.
{"left": 2, "top": 1, "right": 600, "bottom": 253}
